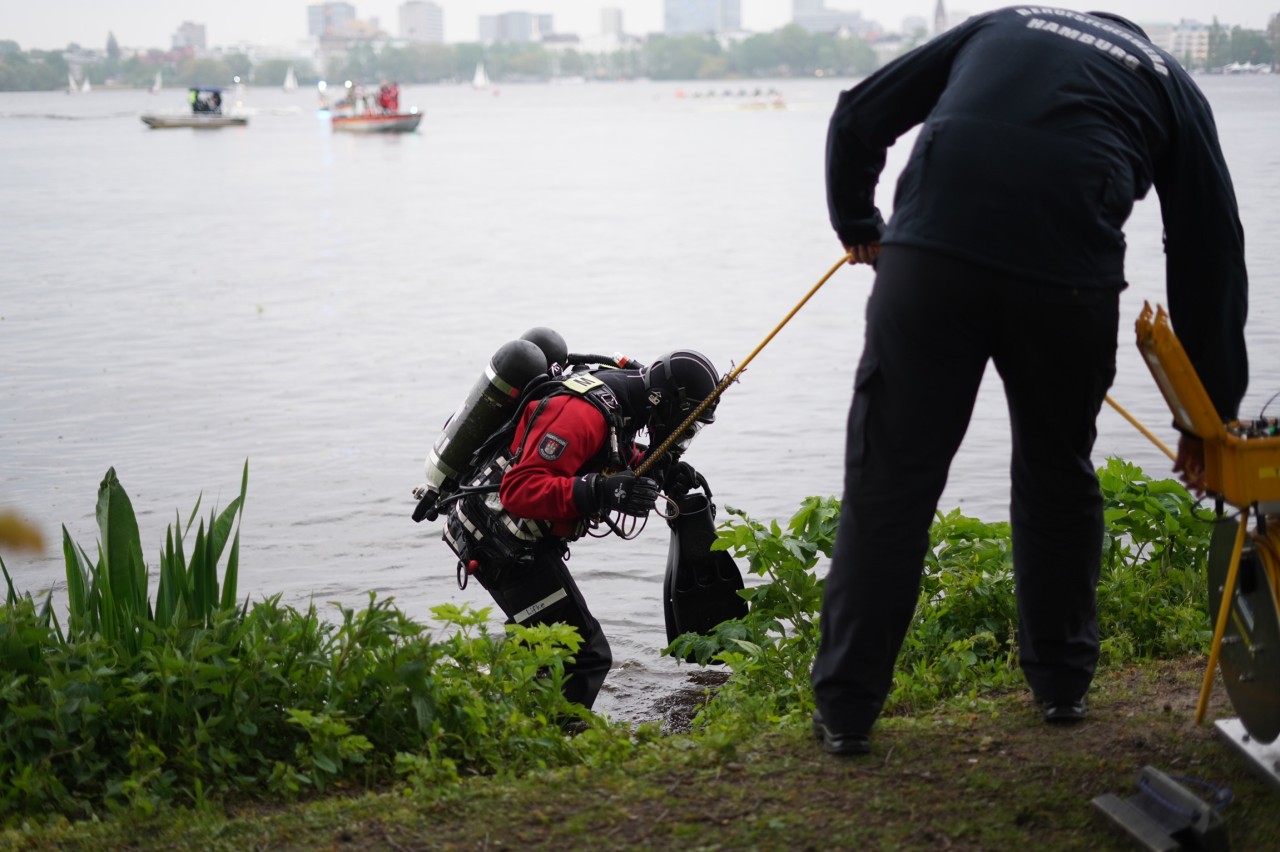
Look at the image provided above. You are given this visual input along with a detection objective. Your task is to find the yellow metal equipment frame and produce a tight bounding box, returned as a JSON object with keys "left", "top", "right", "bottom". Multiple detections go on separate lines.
{"left": 1135, "top": 302, "right": 1280, "bottom": 730}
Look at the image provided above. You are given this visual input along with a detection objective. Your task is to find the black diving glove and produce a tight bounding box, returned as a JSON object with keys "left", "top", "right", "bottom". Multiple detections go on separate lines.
{"left": 573, "top": 471, "right": 659, "bottom": 517}
{"left": 663, "top": 460, "right": 710, "bottom": 499}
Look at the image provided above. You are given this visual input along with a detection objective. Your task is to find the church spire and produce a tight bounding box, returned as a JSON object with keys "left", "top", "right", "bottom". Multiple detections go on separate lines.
{"left": 934, "top": 0, "right": 948, "bottom": 34}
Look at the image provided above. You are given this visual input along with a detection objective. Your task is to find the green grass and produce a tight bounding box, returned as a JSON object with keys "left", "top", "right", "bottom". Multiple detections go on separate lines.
{"left": 5, "top": 659, "right": 1276, "bottom": 851}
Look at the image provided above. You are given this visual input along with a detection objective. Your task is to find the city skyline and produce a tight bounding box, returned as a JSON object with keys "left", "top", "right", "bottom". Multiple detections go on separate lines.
{"left": 5, "top": 0, "right": 1279, "bottom": 52}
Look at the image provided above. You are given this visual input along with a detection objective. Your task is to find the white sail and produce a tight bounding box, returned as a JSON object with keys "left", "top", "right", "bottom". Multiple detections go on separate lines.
{"left": 283, "top": 65, "right": 298, "bottom": 92}
{"left": 149, "top": 70, "right": 162, "bottom": 94}
{"left": 68, "top": 72, "right": 79, "bottom": 94}
{"left": 81, "top": 76, "right": 91, "bottom": 93}
{"left": 472, "top": 61, "right": 489, "bottom": 89}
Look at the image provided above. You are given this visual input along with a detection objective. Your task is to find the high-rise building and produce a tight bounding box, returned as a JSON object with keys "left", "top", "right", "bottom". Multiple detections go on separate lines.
{"left": 172, "top": 21, "right": 206, "bottom": 50}
{"left": 601, "top": 7, "right": 624, "bottom": 37}
{"left": 400, "top": 1, "right": 444, "bottom": 43}
{"left": 1169, "top": 19, "right": 1211, "bottom": 66}
{"left": 934, "top": 0, "right": 948, "bottom": 34}
{"left": 308, "top": 3, "right": 357, "bottom": 39}
{"left": 663, "top": 0, "right": 741, "bottom": 35}
{"left": 791, "top": 0, "right": 868, "bottom": 35}
{"left": 478, "top": 12, "right": 553, "bottom": 43}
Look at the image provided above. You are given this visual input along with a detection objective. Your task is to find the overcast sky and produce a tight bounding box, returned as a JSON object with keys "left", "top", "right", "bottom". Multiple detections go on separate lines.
{"left": 5, "top": 1, "right": 1278, "bottom": 51}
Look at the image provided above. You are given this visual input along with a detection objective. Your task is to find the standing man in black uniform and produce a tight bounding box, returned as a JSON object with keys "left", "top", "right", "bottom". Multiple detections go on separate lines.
{"left": 811, "top": 8, "right": 1249, "bottom": 755}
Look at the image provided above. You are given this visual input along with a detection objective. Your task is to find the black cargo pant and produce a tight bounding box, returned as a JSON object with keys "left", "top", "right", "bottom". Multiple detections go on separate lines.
{"left": 474, "top": 541, "right": 612, "bottom": 710}
{"left": 811, "top": 246, "right": 1119, "bottom": 736}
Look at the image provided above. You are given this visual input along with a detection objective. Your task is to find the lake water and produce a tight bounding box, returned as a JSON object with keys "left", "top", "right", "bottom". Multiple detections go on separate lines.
{"left": 2, "top": 76, "right": 1278, "bottom": 722}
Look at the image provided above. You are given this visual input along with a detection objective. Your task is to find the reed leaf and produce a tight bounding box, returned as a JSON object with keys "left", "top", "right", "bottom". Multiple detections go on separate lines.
{"left": 208, "top": 496, "right": 242, "bottom": 569}
{"left": 219, "top": 460, "right": 248, "bottom": 610}
{"left": 184, "top": 493, "right": 202, "bottom": 538}
{"left": 166, "top": 507, "right": 192, "bottom": 625}
{"left": 61, "top": 531, "right": 105, "bottom": 644}
{"left": 61, "top": 526, "right": 90, "bottom": 628}
{"left": 94, "top": 469, "right": 153, "bottom": 658}
{"left": 95, "top": 468, "right": 147, "bottom": 627}
{"left": 189, "top": 520, "right": 210, "bottom": 621}
{"left": 93, "top": 541, "right": 122, "bottom": 650}
{"left": 155, "top": 521, "right": 180, "bottom": 629}
{"left": 222, "top": 531, "right": 242, "bottom": 613}
{"left": 0, "top": 554, "right": 15, "bottom": 606}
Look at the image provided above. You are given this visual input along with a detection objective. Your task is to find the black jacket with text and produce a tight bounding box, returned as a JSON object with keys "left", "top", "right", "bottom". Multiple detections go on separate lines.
{"left": 826, "top": 6, "right": 1249, "bottom": 419}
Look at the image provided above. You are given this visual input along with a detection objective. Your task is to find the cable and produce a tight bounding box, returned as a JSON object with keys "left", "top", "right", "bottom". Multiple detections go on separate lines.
{"left": 1258, "top": 388, "right": 1280, "bottom": 418}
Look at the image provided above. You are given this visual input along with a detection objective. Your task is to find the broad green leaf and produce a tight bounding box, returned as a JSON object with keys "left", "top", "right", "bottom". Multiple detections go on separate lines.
{"left": 96, "top": 467, "right": 147, "bottom": 621}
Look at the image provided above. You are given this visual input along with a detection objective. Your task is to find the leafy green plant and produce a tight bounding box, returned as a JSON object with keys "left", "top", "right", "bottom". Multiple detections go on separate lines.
{"left": 154, "top": 463, "right": 248, "bottom": 630}
{"left": 0, "top": 458, "right": 1218, "bottom": 827}
{"left": 286, "top": 709, "right": 373, "bottom": 794}
{"left": 60, "top": 467, "right": 151, "bottom": 656}
{"left": 665, "top": 496, "right": 839, "bottom": 725}
{"left": 893, "top": 510, "right": 1019, "bottom": 712}
{"left": 672, "top": 459, "right": 1215, "bottom": 730}
{"left": 0, "top": 468, "right": 643, "bottom": 825}
{"left": 60, "top": 464, "right": 248, "bottom": 659}
{"left": 1096, "top": 457, "right": 1214, "bottom": 661}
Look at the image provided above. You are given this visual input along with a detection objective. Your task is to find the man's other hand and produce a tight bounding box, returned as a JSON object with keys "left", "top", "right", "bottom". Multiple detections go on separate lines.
{"left": 844, "top": 242, "right": 881, "bottom": 265}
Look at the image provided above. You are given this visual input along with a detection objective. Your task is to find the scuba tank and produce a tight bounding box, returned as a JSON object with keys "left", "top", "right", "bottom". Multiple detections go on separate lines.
{"left": 520, "top": 326, "right": 569, "bottom": 376}
{"left": 412, "top": 328, "right": 567, "bottom": 522}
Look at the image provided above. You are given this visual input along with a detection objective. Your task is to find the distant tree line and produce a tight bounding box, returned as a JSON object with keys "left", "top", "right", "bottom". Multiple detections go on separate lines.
{"left": 3, "top": 18, "right": 1278, "bottom": 93}
{"left": 0, "top": 35, "right": 242, "bottom": 91}
{"left": 1204, "top": 18, "right": 1279, "bottom": 67}
{"left": 321, "top": 26, "right": 883, "bottom": 85}
{"left": 0, "top": 25, "right": 879, "bottom": 92}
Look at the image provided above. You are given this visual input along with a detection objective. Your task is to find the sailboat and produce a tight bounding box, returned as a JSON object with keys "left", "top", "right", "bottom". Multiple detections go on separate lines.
{"left": 283, "top": 65, "right": 298, "bottom": 92}
{"left": 472, "top": 61, "right": 489, "bottom": 89}
{"left": 67, "top": 72, "right": 79, "bottom": 94}
{"left": 81, "top": 76, "right": 91, "bottom": 93}
{"left": 149, "top": 70, "right": 162, "bottom": 94}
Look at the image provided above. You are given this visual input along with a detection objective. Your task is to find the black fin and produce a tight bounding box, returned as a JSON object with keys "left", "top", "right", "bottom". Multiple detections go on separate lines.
{"left": 663, "top": 492, "right": 747, "bottom": 653}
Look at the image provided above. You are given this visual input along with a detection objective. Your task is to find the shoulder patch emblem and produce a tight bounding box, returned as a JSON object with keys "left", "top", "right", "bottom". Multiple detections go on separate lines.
{"left": 537, "top": 433, "right": 569, "bottom": 461}
{"left": 593, "top": 386, "right": 618, "bottom": 410}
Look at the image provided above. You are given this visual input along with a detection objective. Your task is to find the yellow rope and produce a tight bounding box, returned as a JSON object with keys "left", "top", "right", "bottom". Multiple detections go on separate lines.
{"left": 634, "top": 257, "right": 1177, "bottom": 478}
{"left": 636, "top": 252, "right": 853, "bottom": 476}
{"left": 1104, "top": 395, "right": 1177, "bottom": 462}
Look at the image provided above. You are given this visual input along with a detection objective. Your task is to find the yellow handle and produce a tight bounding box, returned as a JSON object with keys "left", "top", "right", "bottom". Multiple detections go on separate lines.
{"left": 1104, "top": 395, "right": 1177, "bottom": 462}
{"left": 1196, "top": 515, "right": 1249, "bottom": 723}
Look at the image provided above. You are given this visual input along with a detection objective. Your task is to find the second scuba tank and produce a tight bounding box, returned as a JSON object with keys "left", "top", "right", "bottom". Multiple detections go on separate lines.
{"left": 519, "top": 326, "right": 569, "bottom": 376}
{"left": 413, "top": 329, "right": 567, "bottom": 522}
